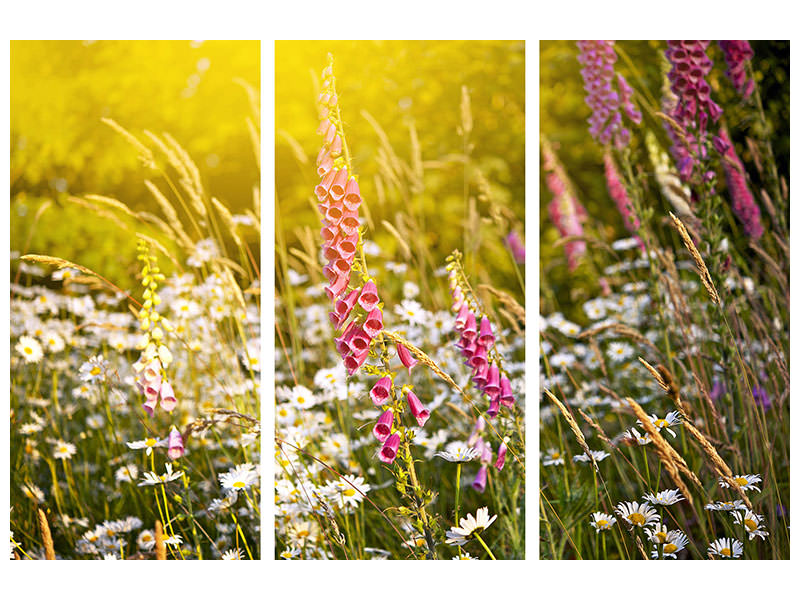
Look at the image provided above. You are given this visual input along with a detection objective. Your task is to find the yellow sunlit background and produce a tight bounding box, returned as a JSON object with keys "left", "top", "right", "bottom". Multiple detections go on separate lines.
{"left": 10, "top": 40, "right": 260, "bottom": 287}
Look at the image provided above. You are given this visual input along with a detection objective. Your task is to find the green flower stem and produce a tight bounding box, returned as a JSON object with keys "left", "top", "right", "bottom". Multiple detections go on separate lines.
{"left": 474, "top": 532, "right": 496, "bottom": 560}
{"left": 455, "top": 462, "right": 462, "bottom": 558}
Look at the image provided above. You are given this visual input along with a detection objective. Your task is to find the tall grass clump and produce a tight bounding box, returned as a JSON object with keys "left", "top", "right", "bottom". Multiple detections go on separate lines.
{"left": 540, "top": 40, "right": 788, "bottom": 560}
{"left": 10, "top": 100, "right": 261, "bottom": 559}
{"left": 275, "top": 48, "right": 525, "bottom": 560}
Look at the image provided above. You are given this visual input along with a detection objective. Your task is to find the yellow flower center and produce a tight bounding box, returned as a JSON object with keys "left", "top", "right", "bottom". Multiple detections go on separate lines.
{"left": 145, "top": 438, "right": 157, "bottom": 447}
{"left": 297, "top": 397, "right": 305, "bottom": 404}
{"left": 744, "top": 518, "right": 757, "bottom": 531}
{"left": 90, "top": 366, "right": 101, "bottom": 376}
{"left": 233, "top": 481, "right": 246, "bottom": 489}
{"left": 597, "top": 519, "right": 608, "bottom": 528}
{"left": 552, "top": 452, "right": 560, "bottom": 458}
{"left": 629, "top": 513, "right": 645, "bottom": 526}
{"left": 721, "top": 547, "right": 732, "bottom": 557}
{"left": 655, "top": 531, "right": 668, "bottom": 543}
{"left": 343, "top": 489, "right": 356, "bottom": 497}
{"left": 24, "top": 347, "right": 33, "bottom": 355}
{"left": 734, "top": 477, "right": 749, "bottom": 486}
{"left": 664, "top": 543, "right": 677, "bottom": 553}
{"left": 654, "top": 419, "right": 667, "bottom": 428}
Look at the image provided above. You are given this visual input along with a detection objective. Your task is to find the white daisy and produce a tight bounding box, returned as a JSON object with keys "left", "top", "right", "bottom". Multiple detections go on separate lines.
{"left": 732, "top": 510, "right": 769, "bottom": 540}
{"left": 589, "top": 512, "right": 616, "bottom": 532}
{"left": 126, "top": 436, "right": 167, "bottom": 456}
{"left": 708, "top": 537, "right": 743, "bottom": 559}
{"left": 649, "top": 529, "right": 689, "bottom": 558}
{"left": 615, "top": 501, "right": 660, "bottom": 528}
{"left": 52, "top": 440, "right": 77, "bottom": 460}
{"left": 719, "top": 474, "right": 762, "bottom": 492}
{"left": 435, "top": 442, "right": 480, "bottom": 463}
{"left": 15, "top": 336, "right": 44, "bottom": 364}
{"left": 704, "top": 499, "right": 747, "bottom": 512}
{"left": 643, "top": 489, "right": 685, "bottom": 506}
{"left": 445, "top": 507, "right": 497, "bottom": 546}
{"left": 219, "top": 463, "right": 259, "bottom": 492}
{"left": 542, "top": 448, "right": 565, "bottom": 466}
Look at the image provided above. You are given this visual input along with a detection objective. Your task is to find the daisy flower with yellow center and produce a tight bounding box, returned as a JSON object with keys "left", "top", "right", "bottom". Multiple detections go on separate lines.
{"left": 719, "top": 473, "right": 762, "bottom": 492}
{"left": 615, "top": 501, "right": 660, "bottom": 528}
{"left": 15, "top": 336, "right": 43, "bottom": 364}
{"left": 590, "top": 512, "right": 616, "bottom": 532}
{"left": 219, "top": 463, "right": 259, "bottom": 492}
{"left": 708, "top": 537, "right": 743, "bottom": 559}
{"left": 649, "top": 529, "right": 689, "bottom": 559}
{"left": 733, "top": 510, "right": 770, "bottom": 540}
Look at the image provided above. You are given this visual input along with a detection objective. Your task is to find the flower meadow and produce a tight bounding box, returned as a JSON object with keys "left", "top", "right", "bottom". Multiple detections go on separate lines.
{"left": 540, "top": 41, "right": 789, "bottom": 559}
{"left": 10, "top": 42, "right": 261, "bottom": 559}
{"left": 275, "top": 43, "right": 525, "bottom": 560}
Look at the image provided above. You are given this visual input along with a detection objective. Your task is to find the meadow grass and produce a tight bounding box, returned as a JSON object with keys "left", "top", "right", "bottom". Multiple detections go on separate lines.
{"left": 10, "top": 114, "right": 261, "bottom": 560}
{"left": 539, "top": 40, "right": 789, "bottom": 560}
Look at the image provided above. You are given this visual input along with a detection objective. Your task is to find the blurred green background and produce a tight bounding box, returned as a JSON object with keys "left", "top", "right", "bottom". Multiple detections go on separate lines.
{"left": 276, "top": 40, "right": 525, "bottom": 303}
{"left": 10, "top": 40, "right": 260, "bottom": 288}
{"left": 539, "top": 40, "right": 789, "bottom": 317}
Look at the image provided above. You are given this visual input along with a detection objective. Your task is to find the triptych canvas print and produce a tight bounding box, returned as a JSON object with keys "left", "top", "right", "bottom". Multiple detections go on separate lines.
{"left": 6, "top": 38, "right": 790, "bottom": 567}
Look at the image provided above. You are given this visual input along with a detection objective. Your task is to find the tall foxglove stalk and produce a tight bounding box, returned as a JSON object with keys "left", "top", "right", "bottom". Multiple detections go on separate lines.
{"left": 446, "top": 250, "right": 517, "bottom": 491}
{"left": 603, "top": 150, "right": 641, "bottom": 238}
{"left": 576, "top": 40, "right": 642, "bottom": 149}
{"left": 663, "top": 41, "right": 722, "bottom": 182}
{"left": 314, "top": 55, "right": 436, "bottom": 558}
{"left": 719, "top": 41, "right": 755, "bottom": 98}
{"left": 715, "top": 128, "right": 764, "bottom": 240}
{"left": 541, "top": 136, "right": 587, "bottom": 271}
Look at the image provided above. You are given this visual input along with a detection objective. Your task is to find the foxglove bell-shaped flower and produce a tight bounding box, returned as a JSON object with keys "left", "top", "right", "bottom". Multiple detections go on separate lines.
{"left": 495, "top": 439, "right": 508, "bottom": 471}
{"left": 396, "top": 342, "right": 418, "bottom": 372}
{"left": 167, "top": 426, "right": 184, "bottom": 461}
{"left": 373, "top": 409, "right": 394, "bottom": 442}
{"left": 363, "top": 308, "right": 383, "bottom": 339}
{"left": 472, "top": 464, "right": 488, "bottom": 493}
{"left": 379, "top": 433, "right": 401, "bottom": 464}
{"left": 406, "top": 389, "right": 430, "bottom": 427}
{"left": 477, "top": 316, "right": 495, "bottom": 348}
{"left": 370, "top": 375, "right": 392, "bottom": 406}
{"left": 499, "top": 376, "right": 515, "bottom": 407}
{"left": 358, "top": 280, "right": 380, "bottom": 312}
{"left": 159, "top": 380, "right": 177, "bottom": 413}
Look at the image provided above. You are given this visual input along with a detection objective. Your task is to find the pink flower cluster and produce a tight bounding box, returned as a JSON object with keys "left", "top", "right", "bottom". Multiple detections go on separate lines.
{"left": 542, "top": 139, "right": 587, "bottom": 270}
{"left": 448, "top": 271, "right": 515, "bottom": 419}
{"left": 368, "top": 346, "right": 431, "bottom": 465}
{"left": 315, "top": 62, "right": 384, "bottom": 375}
{"left": 133, "top": 350, "right": 177, "bottom": 417}
{"left": 603, "top": 151, "right": 641, "bottom": 236}
{"left": 664, "top": 41, "right": 722, "bottom": 181}
{"left": 576, "top": 40, "right": 642, "bottom": 148}
{"left": 715, "top": 128, "right": 764, "bottom": 240}
{"left": 719, "top": 41, "right": 755, "bottom": 98}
